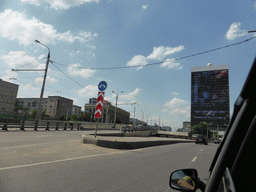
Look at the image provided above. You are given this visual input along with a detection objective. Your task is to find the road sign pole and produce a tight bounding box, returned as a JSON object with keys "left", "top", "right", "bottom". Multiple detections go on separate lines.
{"left": 94, "top": 81, "right": 107, "bottom": 138}
{"left": 95, "top": 118, "right": 99, "bottom": 138}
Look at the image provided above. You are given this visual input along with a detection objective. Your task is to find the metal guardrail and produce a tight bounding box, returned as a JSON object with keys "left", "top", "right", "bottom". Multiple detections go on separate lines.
{"left": 0, "top": 118, "right": 81, "bottom": 131}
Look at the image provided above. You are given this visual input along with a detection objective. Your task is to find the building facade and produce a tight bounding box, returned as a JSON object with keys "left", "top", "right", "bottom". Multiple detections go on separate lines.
{"left": 191, "top": 64, "right": 230, "bottom": 130}
{"left": 72, "top": 105, "right": 82, "bottom": 116}
{"left": 84, "top": 98, "right": 130, "bottom": 124}
{"left": 46, "top": 96, "right": 73, "bottom": 119}
{"left": 16, "top": 98, "right": 48, "bottom": 116}
{"left": 129, "top": 118, "right": 147, "bottom": 126}
{"left": 0, "top": 79, "right": 19, "bottom": 116}
{"left": 16, "top": 96, "right": 73, "bottom": 119}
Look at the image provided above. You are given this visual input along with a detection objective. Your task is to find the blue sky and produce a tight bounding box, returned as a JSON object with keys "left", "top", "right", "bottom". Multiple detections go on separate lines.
{"left": 0, "top": 0, "right": 255, "bottom": 129}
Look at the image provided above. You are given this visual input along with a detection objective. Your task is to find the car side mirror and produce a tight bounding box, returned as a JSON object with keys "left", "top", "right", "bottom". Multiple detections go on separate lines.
{"left": 169, "top": 169, "right": 198, "bottom": 191}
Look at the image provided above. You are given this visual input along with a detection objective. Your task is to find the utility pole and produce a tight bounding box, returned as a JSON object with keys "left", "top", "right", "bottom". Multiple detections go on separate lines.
{"left": 34, "top": 40, "right": 50, "bottom": 130}
{"left": 134, "top": 105, "right": 136, "bottom": 129}
{"left": 12, "top": 40, "right": 50, "bottom": 131}
{"left": 129, "top": 103, "right": 138, "bottom": 129}
{"left": 112, "top": 91, "right": 123, "bottom": 128}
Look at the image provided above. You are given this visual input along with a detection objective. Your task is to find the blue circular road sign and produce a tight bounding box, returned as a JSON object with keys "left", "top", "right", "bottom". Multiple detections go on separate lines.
{"left": 98, "top": 81, "right": 107, "bottom": 91}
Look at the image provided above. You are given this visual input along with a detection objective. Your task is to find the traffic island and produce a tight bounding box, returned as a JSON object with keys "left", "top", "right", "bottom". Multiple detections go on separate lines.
{"left": 81, "top": 132, "right": 194, "bottom": 149}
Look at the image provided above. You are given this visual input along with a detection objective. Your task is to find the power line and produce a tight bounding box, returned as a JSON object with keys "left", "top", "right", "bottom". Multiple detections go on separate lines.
{"left": 15, "top": 57, "right": 47, "bottom": 69}
{"left": 51, "top": 37, "right": 256, "bottom": 70}
{"left": 50, "top": 61, "right": 97, "bottom": 95}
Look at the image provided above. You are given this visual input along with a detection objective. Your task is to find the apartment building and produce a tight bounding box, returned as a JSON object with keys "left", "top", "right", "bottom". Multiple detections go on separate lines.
{"left": 72, "top": 105, "right": 82, "bottom": 116}
{"left": 0, "top": 79, "right": 19, "bottom": 116}
{"left": 16, "top": 96, "right": 73, "bottom": 120}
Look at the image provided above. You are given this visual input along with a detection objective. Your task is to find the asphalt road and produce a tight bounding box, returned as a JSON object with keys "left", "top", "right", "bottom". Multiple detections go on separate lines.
{"left": 0, "top": 131, "right": 219, "bottom": 192}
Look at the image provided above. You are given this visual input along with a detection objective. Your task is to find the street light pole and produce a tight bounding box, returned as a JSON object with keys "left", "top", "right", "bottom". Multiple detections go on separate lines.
{"left": 35, "top": 40, "right": 50, "bottom": 131}
{"left": 207, "top": 122, "right": 213, "bottom": 140}
{"left": 112, "top": 91, "right": 123, "bottom": 128}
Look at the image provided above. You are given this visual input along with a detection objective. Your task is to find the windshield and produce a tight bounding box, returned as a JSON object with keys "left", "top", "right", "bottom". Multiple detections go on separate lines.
{"left": 0, "top": 1, "right": 255, "bottom": 191}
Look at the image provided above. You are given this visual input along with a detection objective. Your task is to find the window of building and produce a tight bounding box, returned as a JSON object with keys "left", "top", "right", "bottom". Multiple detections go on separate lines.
{"left": 32, "top": 101, "right": 36, "bottom": 106}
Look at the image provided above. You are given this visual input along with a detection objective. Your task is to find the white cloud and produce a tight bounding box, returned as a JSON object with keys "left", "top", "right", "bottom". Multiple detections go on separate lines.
{"left": 164, "top": 98, "right": 187, "bottom": 108}
{"left": 58, "top": 31, "right": 98, "bottom": 43}
{"left": 120, "top": 88, "right": 141, "bottom": 101}
{"left": 1, "top": 70, "right": 18, "bottom": 82}
{"left": 21, "top": 0, "right": 99, "bottom": 10}
{"left": 170, "top": 106, "right": 190, "bottom": 116}
{"left": 68, "top": 64, "right": 95, "bottom": 79}
{"left": 35, "top": 76, "right": 58, "bottom": 85}
{"left": 1, "top": 51, "right": 45, "bottom": 69}
{"left": 77, "top": 84, "right": 98, "bottom": 97}
{"left": 70, "top": 97, "right": 82, "bottom": 106}
{"left": 18, "top": 83, "right": 40, "bottom": 98}
{"left": 142, "top": 5, "right": 148, "bottom": 10}
{"left": 127, "top": 55, "right": 147, "bottom": 70}
{"left": 147, "top": 46, "right": 184, "bottom": 61}
{"left": 172, "top": 92, "right": 179, "bottom": 96}
{"left": 225, "top": 22, "right": 247, "bottom": 40}
{"left": 0, "top": 9, "right": 98, "bottom": 46}
{"left": 164, "top": 98, "right": 190, "bottom": 119}
{"left": 127, "top": 45, "right": 184, "bottom": 70}
{"left": 105, "top": 88, "right": 141, "bottom": 105}
{"left": 160, "top": 59, "right": 183, "bottom": 70}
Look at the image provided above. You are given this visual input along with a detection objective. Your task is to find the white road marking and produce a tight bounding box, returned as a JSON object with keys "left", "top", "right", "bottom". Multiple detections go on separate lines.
{"left": 192, "top": 157, "right": 197, "bottom": 162}
{"left": 186, "top": 147, "right": 204, "bottom": 168}
{"left": 0, "top": 151, "right": 126, "bottom": 171}
{"left": 0, "top": 140, "right": 80, "bottom": 150}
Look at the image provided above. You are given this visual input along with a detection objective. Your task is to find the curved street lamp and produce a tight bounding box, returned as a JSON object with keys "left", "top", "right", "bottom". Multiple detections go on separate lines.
{"left": 112, "top": 91, "right": 123, "bottom": 128}
{"left": 34, "top": 40, "right": 51, "bottom": 130}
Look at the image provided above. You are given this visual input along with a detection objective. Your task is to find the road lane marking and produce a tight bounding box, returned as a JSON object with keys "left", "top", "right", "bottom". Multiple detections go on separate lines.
{"left": 0, "top": 140, "right": 80, "bottom": 150}
{"left": 186, "top": 147, "right": 205, "bottom": 168}
{"left": 0, "top": 151, "right": 126, "bottom": 171}
{"left": 192, "top": 157, "right": 197, "bottom": 162}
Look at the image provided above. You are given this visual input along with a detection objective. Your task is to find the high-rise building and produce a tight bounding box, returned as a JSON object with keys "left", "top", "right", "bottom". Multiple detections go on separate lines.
{"left": 191, "top": 64, "right": 230, "bottom": 130}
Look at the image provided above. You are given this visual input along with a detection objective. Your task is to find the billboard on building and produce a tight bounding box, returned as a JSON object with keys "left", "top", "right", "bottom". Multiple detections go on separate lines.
{"left": 191, "top": 64, "right": 230, "bottom": 129}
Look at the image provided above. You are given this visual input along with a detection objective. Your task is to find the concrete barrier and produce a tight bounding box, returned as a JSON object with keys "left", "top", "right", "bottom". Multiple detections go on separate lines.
{"left": 81, "top": 132, "right": 194, "bottom": 149}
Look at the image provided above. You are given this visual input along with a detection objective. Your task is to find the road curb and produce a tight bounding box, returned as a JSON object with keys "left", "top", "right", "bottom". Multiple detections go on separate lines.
{"left": 81, "top": 133, "right": 194, "bottom": 149}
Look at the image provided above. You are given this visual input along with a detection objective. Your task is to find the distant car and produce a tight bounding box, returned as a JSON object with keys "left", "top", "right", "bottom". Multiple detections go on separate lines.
{"left": 214, "top": 138, "right": 220, "bottom": 144}
{"left": 195, "top": 134, "right": 208, "bottom": 145}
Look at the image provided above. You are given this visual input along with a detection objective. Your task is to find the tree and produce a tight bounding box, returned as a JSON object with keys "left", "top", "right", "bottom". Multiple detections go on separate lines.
{"left": 41, "top": 110, "right": 46, "bottom": 120}
{"left": 71, "top": 114, "right": 78, "bottom": 121}
{"left": 23, "top": 106, "right": 29, "bottom": 119}
{"left": 191, "top": 122, "right": 208, "bottom": 135}
{"left": 30, "top": 109, "right": 37, "bottom": 119}
{"left": 78, "top": 113, "right": 90, "bottom": 121}
{"left": 59, "top": 113, "right": 66, "bottom": 121}
{"left": 14, "top": 106, "right": 23, "bottom": 117}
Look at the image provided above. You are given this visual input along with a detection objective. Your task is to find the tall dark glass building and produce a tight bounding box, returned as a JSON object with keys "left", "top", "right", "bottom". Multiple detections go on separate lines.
{"left": 191, "top": 64, "right": 230, "bottom": 130}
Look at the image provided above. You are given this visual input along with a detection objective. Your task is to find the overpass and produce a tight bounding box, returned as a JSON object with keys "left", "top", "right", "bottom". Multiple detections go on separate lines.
{"left": 121, "top": 125, "right": 190, "bottom": 139}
